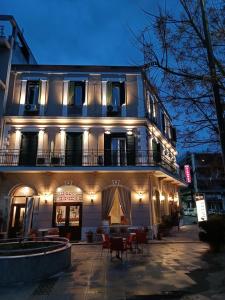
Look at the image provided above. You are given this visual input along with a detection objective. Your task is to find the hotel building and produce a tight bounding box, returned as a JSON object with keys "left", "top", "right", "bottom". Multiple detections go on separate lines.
{"left": 0, "top": 16, "right": 185, "bottom": 240}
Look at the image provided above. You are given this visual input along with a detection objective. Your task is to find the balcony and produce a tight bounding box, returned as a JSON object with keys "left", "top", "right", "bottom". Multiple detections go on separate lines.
{"left": 0, "top": 149, "right": 178, "bottom": 174}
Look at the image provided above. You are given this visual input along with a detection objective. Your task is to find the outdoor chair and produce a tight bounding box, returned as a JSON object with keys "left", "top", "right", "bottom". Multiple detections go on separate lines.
{"left": 135, "top": 231, "right": 148, "bottom": 253}
{"left": 101, "top": 233, "right": 110, "bottom": 256}
{"left": 110, "top": 237, "right": 127, "bottom": 261}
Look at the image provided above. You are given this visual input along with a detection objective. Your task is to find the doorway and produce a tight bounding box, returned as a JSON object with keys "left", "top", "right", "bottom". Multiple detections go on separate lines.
{"left": 8, "top": 186, "right": 35, "bottom": 237}
{"left": 53, "top": 203, "right": 82, "bottom": 240}
{"left": 54, "top": 185, "right": 83, "bottom": 240}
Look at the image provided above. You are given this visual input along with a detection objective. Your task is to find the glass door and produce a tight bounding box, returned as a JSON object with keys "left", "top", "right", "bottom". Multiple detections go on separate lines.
{"left": 9, "top": 204, "right": 26, "bottom": 237}
{"left": 111, "top": 138, "right": 126, "bottom": 166}
{"left": 54, "top": 203, "right": 82, "bottom": 240}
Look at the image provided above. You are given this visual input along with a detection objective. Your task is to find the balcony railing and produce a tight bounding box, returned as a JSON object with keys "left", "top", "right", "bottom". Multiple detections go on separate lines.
{"left": 0, "top": 149, "right": 178, "bottom": 174}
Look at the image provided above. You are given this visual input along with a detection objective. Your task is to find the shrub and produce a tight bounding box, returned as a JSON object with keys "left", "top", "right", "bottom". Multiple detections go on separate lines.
{"left": 199, "top": 215, "right": 225, "bottom": 252}
{"left": 157, "top": 215, "right": 174, "bottom": 238}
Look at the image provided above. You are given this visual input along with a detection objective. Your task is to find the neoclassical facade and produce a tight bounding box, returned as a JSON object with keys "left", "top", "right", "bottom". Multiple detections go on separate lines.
{"left": 0, "top": 16, "right": 185, "bottom": 240}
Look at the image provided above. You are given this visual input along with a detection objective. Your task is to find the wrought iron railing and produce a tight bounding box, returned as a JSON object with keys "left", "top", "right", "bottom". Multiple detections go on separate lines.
{"left": 0, "top": 149, "right": 179, "bottom": 174}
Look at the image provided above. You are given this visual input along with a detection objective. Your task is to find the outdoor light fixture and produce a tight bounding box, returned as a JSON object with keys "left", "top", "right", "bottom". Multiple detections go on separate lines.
{"left": 89, "top": 192, "right": 95, "bottom": 203}
{"left": 127, "top": 130, "right": 133, "bottom": 136}
{"left": 160, "top": 195, "right": 165, "bottom": 201}
{"left": 138, "top": 192, "right": 143, "bottom": 203}
{"left": 105, "top": 130, "right": 111, "bottom": 135}
{"left": 44, "top": 193, "right": 49, "bottom": 204}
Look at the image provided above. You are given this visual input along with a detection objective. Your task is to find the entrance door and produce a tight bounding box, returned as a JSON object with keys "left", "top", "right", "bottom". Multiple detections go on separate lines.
{"left": 8, "top": 204, "right": 26, "bottom": 237}
{"left": 19, "top": 132, "right": 38, "bottom": 166}
{"left": 53, "top": 203, "right": 82, "bottom": 240}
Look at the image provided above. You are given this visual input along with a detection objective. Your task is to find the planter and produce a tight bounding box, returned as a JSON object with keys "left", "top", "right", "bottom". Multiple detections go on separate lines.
{"left": 86, "top": 232, "right": 93, "bottom": 243}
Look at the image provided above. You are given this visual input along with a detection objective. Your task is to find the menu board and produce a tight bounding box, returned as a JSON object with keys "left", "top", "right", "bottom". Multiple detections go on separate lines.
{"left": 195, "top": 193, "right": 207, "bottom": 222}
{"left": 56, "top": 206, "right": 66, "bottom": 226}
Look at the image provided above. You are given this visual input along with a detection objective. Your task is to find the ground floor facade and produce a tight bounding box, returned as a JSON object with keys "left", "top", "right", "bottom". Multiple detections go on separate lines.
{"left": 0, "top": 171, "right": 181, "bottom": 240}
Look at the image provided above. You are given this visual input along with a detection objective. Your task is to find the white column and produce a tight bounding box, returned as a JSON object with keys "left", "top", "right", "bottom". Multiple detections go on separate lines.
{"left": 137, "top": 74, "right": 145, "bottom": 117}
{"left": 39, "top": 80, "right": 47, "bottom": 116}
{"left": 83, "top": 130, "right": 89, "bottom": 165}
{"left": 14, "top": 129, "right": 21, "bottom": 165}
{"left": 82, "top": 80, "right": 88, "bottom": 116}
{"left": 19, "top": 80, "right": 27, "bottom": 115}
{"left": 62, "top": 81, "right": 69, "bottom": 116}
{"left": 102, "top": 81, "right": 107, "bottom": 116}
{"left": 60, "top": 129, "right": 66, "bottom": 164}
{"left": 37, "top": 129, "right": 45, "bottom": 155}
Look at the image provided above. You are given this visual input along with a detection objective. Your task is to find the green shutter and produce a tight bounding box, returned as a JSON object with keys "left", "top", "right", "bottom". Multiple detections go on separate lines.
{"left": 81, "top": 81, "right": 85, "bottom": 103}
{"left": 126, "top": 135, "right": 135, "bottom": 165}
{"left": 68, "top": 82, "right": 75, "bottom": 105}
{"left": 120, "top": 82, "right": 125, "bottom": 105}
{"left": 106, "top": 82, "right": 112, "bottom": 105}
{"left": 38, "top": 80, "right": 42, "bottom": 104}
{"left": 104, "top": 134, "right": 111, "bottom": 166}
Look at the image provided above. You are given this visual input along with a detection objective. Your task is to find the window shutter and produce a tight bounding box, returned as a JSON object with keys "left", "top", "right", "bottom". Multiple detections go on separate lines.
{"left": 19, "top": 133, "right": 38, "bottom": 166}
{"left": 106, "top": 82, "right": 112, "bottom": 105}
{"left": 119, "top": 82, "right": 125, "bottom": 106}
{"left": 37, "top": 81, "right": 41, "bottom": 104}
{"left": 68, "top": 82, "right": 75, "bottom": 105}
{"left": 104, "top": 134, "right": 111, "bottom": 166}
{"left": 126, "top": 135, "right": 135, "bottom": 165}
{"left": 65, "top": 133, "right": 82, "bottom": 165}
{"left": 156, "top": 143, "right": 162, "bottom": 162}
{"left": 171, "top": 127, "right": 177, "bottom": 142}
{"left": 81, "top": 81, "right": 85, "bottom": 104}
{"left": 152, "top": 140, "right": 161, "bottom": 163}
{"left": 161, "top": 113, "right": 165, "bottom": 133}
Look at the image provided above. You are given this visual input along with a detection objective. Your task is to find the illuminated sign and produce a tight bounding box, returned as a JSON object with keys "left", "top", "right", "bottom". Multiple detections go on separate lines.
{"left": 195, "top": 193, "right": 207, "bottom": 222}
{"left": 184, "top": 165, "right": 192, "bottom": 183}
{"left": 56, "top": 191, "right": 82, "bottom": 202}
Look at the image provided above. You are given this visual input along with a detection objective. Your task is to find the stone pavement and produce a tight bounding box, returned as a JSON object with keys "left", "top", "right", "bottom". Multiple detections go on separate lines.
{"left": 0, "top": 226, "right": 225, "bottom": 300}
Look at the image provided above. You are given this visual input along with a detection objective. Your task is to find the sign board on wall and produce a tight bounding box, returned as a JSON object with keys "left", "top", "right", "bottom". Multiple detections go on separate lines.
{"left": 184, "top": 165, "right": 192, "bottom": 183}
{"left": 55, "top": 185, "right": 83, "bottom": 202}
{"left": 195, "top": 193, "right": 207, "bottom": 222}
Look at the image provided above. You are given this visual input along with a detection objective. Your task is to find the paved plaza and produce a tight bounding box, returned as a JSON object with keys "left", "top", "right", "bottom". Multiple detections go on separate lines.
{"left": 0, "top": 226, "right": 225, "bottom": 300}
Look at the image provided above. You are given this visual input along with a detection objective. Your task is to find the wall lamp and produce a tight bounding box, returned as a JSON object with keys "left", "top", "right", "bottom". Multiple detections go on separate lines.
{"left": 44, "top": 193, "right": 52, "bottom": 204}
{"left": 89, "top": 192, "right": 95, "bottom": 204}
{"left": 138, "top": 192, "right": 143, "bottom": 203}
{"left": 160, "top": 195, "right": 165, "bottom": 201}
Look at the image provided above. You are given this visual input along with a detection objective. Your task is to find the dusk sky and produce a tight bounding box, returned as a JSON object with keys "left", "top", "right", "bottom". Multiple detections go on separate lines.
{"left": 1, "top": 0, "right": 179, "bottom": 66}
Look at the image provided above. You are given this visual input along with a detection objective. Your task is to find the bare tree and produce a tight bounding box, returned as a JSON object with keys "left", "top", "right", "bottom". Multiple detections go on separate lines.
{"left": 138, "top": 0, "right": 225, "bottom": 163}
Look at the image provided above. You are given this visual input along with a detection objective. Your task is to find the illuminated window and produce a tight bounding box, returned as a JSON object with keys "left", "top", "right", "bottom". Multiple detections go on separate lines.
{"left": 26, "top": 80, "right": 40, "bottom": 104}
{"left": 68, "top": 81, "right": 85, "bottom": 106}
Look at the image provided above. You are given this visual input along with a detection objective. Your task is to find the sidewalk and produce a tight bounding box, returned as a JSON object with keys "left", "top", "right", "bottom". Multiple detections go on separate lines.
{"left": 153, "top": 224, "right": 200, "bottom": 243}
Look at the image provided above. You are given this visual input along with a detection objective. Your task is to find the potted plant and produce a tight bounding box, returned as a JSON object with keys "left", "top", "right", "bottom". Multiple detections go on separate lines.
{"left": 157, "top": 215, "right": 173, "bottom": 239}
{"left": 199, "top": 215, "right": 225, "bottom": 252}
{"left": 86, "top": 230, "right": 93, "bottom": 243}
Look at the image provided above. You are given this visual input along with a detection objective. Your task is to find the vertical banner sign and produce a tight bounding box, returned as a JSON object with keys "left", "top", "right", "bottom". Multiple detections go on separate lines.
{"left": 195, "top": 193, "right": 207, "bottom": 222}
{"left": 184, "top": 165, "right": 192, "bottom": 183}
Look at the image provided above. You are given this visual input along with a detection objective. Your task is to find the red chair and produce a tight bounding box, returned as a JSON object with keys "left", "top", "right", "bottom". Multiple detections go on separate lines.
{"left": 126, "top": 233, "right": 136, "bottom": 252}
{"left": 135, "top": 231, "right": 148, "bottom": 253}
{"left": 101, "top": 233, "right": 110, "bottom": 256}
{"left": 110, "top": 237, "right": 127, "bottom": 261}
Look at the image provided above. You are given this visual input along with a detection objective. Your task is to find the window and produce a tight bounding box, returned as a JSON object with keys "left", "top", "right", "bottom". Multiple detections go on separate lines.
{"left": 26, "top": 81, "right": 40, "bottom": 104}
{"left": 152, "top": 96, "right": 157, "bottom": 122}
{"left": 146, "top": 91, "right": 151, "bottom": 116}
{"left": 111, "top": 137, "right": 126, "bottom": 166}
{"left": 107, "top": 81, "right": 125, "bottom": 115}
{"left": 68, "top": 81, "right": 85, "bottom": 106}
